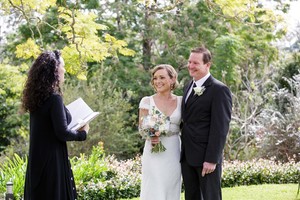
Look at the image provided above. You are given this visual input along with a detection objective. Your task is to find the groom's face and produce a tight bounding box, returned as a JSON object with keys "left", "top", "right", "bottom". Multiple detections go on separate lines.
{"left": 188, "top": 52, "right": 210, "bottom": 81}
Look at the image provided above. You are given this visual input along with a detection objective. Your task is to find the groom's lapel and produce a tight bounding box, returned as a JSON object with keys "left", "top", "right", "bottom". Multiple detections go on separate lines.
{"left": 183, "top": 81, "right": 193, "bottom": 99}
{"left": 187, "top": 75, "right": 213, "bottom": 107}
{"left": 182, "top": 80, "right": 193, "bottom": 111}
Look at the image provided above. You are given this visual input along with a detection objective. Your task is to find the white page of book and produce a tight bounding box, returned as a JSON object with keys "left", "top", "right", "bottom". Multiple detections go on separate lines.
{"left": 66, "top": 98, "right": 99, "bottom": 130}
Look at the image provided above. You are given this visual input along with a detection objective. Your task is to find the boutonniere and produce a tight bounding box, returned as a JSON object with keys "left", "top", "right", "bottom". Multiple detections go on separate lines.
{"left": 193, "top": 86, "right": 206, "bottom": 96}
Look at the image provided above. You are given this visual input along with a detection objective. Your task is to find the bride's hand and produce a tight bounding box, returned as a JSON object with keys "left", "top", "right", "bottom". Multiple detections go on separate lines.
{"left": 154, "top": 131, "right": 161, "bottom": 137}
{"left": 151, "top": 136, "right": 160, "bottom": 145}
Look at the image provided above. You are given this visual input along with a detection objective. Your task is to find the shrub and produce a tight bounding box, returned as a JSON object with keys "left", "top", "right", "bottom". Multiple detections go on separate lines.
{"left": 255, "top": 73, "right": 300, "bottom": 162}
{"left": 0, "top": 154, "right": 26, "bottom": 199}
{"left": 0, "top": 145, "right": 299, "bottom": 199}
{"left": 63, "top": 69, "right": 140, "bottom": 159}
{"left": 222, "top": 159, "right": 300, "bottom": 187}
{"left": 71, "top": 142, "right": 110, "bottom": 185}
{"left": 73, "top": 146, "right": 141, "bottom": 200}
{"left": 0, "top": 63, "right": 28, "bottom": 153}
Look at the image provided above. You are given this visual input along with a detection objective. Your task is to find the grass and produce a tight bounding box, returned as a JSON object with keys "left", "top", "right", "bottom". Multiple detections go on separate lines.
{"left": 222, "top": 184, "right": 300, "bottom": 200}
{"left": 120, "top": 184, "right": 300, "bottom": 200}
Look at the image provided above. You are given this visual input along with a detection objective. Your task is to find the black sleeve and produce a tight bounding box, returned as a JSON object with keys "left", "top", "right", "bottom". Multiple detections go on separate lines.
{"left": 50, "top": 95, "right": 87, "bottom": 142}
{"left": 205, "top": 85, "right": 232, "bottom": 163}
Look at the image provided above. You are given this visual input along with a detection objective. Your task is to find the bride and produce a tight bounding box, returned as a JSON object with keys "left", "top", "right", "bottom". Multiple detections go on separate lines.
{"left": 138, "top": 64, "right": 182, "bottom": 200}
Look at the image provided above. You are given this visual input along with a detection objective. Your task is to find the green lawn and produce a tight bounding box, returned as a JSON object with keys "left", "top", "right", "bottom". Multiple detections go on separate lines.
{"left": 121, "top": 184, "right": 300, "bottom": 200}
{"left": 222, "top": 184, "right": 299, "bottom": 200}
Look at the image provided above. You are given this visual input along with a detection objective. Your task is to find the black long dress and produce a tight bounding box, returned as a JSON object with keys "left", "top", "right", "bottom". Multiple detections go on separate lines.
{"left": 24, "top": 94, "right": 86, "bottom": 200}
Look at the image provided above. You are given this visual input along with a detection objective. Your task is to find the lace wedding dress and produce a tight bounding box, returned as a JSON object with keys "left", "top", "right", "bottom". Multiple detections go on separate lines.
{"left": 139, "top": 95, "right": 182, "bottom": 200}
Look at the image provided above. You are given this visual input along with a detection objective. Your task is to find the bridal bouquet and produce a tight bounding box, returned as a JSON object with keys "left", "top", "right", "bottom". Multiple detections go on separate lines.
{"left": 140, "top": 108, "right": 170, "bottom": 153}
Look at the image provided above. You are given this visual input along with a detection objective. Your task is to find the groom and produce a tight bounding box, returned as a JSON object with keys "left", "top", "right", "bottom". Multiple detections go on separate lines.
{"left": 181, "top": 46, "right": 232, "bottom": 200}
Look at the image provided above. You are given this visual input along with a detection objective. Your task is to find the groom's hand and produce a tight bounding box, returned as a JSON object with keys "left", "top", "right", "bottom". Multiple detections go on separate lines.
{"left": 201, "top": 162, "right": 216, "bottom": 177}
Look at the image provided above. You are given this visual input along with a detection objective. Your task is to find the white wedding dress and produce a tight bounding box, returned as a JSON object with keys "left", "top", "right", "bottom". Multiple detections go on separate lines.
{"left": 139, "top": 95, "right": 182, "bottom": 200}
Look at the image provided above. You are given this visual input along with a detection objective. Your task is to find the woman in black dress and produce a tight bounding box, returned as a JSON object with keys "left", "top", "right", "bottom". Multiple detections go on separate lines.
{"left": 22, "top": 50, "right": 89, "bottom": 200}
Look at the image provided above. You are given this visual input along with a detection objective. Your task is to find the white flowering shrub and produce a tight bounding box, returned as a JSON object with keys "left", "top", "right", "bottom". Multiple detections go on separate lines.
{"left": 222, "top": 159, "right": 300, "bottom": 187}
{"left": 255, "top": 74, "right": 300, "bottom": 162}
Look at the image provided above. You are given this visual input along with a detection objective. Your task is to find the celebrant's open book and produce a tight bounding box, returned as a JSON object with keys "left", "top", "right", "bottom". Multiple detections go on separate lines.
{"left": 66, "top": 98, "right": 100, "bottom": 131}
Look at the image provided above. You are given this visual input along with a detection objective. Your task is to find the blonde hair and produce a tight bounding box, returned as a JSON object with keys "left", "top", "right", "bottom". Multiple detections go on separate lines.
{"left": 150, "top": 64, "right": 179, "bottom": 90}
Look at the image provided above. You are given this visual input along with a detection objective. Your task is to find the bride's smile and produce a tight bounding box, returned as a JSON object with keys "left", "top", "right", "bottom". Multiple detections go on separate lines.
{"left": 153, "top": 69, "right": 174, "bottom": 93}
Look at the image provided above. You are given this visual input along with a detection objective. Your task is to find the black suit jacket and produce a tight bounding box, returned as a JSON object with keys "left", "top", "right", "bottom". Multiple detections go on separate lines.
{"left": 181, "top": 75, "right": 232, "bottom": 167}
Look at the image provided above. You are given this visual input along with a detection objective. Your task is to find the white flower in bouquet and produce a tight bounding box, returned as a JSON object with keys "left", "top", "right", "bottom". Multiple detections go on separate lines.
{"left": 161, "top": 119, "right": 170, "bottom": 133}
{"left": 158, "top": 125, "right": 164, "bottom": 132}
{"left": 148, "top": 116, "right": 156, "bottom": 127}
{"left": 139, "top": 107, "right": 171, "bottom": 153}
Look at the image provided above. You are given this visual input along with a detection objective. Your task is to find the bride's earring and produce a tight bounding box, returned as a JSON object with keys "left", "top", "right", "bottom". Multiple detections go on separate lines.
{"left": 170, "top": 83, "right": 175, "bottom": 90}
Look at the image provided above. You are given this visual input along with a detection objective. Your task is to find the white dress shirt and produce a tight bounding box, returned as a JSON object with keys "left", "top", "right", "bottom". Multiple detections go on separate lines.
{"left": 185, "top": 73, "right": 211, "bottom": 103}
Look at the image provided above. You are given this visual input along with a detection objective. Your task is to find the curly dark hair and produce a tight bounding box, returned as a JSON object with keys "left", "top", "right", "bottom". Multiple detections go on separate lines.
{"left": 21, "top": 50, "right": 63, "bottom": 113}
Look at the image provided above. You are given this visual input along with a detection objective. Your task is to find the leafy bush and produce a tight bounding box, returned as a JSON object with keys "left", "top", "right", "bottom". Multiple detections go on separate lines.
{"left": 0, "top": 145, "right": 299, "bottom": 199}
{"left": 222, "top": 159, "right": 300, "bottom": 187}
{"left": 63, "top": 68, "right": 141, "bottom": 159}
{"left": 71, "top": 142, "right": 110, "bottom": 185}
{"left": 73, "top": 143, "right": 141, "bottom": 199}
{"left": 0, "top": 63, "right": 28, "bottom": 152}
{"left": 0, "top": 154, "right": 26, "bottom": 199}
{"left": 255, "top": 73, "right": 300, "bottom": 162}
